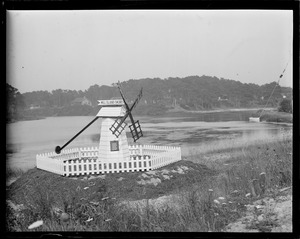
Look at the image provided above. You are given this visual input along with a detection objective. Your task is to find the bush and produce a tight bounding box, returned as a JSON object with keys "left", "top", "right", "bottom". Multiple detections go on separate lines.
{"left": 278, "top": 99, "right": 292, "bottom": 113}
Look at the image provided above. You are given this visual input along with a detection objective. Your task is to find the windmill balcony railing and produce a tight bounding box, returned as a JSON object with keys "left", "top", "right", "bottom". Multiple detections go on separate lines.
{"left": 36, "top": 145, "right": 181, "bottom": 176}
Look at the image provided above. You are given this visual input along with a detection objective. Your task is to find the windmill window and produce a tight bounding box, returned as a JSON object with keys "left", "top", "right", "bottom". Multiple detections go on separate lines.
{"left": 110, "top": 141, "right": 119, "bottom": 151}
{"left": 109, "top": 163, "right": 112, "bottom": 170}
{"left": 114, "top": 163, "right": 117, "bottom": 169}
{"left": 134, "top": 162, "right": 137, "bottom": 168}
{"left": 94, "top": 164, "right": 97, "bottom": 170}
{"left": 84, "top": 165, "right": 87, "bottom": 171}
{"left": 99, "top": 164, "right": 102, "bottom": 170}
{"left": 104, "top": 164, "right": 107, "bottom": 170}
{"left": 79, "top": 165, "right": 82, "bottom": 171}
{"left": 119, "top": 163, "right": 122, "bottom": 169}
{"left": 129, "top": 162, "right": 132, "bottom": 168}
{"left": 74, "top": 165, "right": 77, "bottom": 171}
{"left": 69, "top": 166, "right": 71, "bottom": 172}
{"left": 89, "top": 165, "right": 92, "bottom": 171}
{"left": 139, "top": 162, "right": 142, "bottom": 167}
{"left": 124, "top": 162, "right": 127, "bottom": 168}
{"left": 144, "top": 161, "right": 146, "bottom": 167}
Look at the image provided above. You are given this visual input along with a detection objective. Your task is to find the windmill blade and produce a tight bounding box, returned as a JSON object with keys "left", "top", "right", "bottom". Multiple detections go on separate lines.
{"left": 130, "top": 88, "right": 143, "bottom": 110}
{"left": 110, "top": 118, "right": 128, "bottom": 138}
{"left": 117, "top": 81, "right": 130, "bottom": 111}
{"left": 129, "top": 120, "right": 143, "bottom": 142}
{"left": 125, "top": 88, "right": 143, "bottom": 141}
{"left": 117, "top": 81, "right": 142, "bottom": 111}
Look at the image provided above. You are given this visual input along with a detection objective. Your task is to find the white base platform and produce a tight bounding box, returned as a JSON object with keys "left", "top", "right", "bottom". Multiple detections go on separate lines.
{"left": 36, "top": 145, "right": 182, "bottom": 176}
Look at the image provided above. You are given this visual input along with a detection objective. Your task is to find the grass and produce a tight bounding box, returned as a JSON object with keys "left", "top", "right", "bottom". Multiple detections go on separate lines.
{"left": 6, "top": 168, "right": 25, "bottom": 179}
{"left": 6, "top": 130, "right": 292, "bottom": 232}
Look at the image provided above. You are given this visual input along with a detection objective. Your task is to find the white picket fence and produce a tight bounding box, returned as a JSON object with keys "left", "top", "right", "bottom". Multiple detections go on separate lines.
{"left": 36, "top": 145, "right": 181, "bottom": 176}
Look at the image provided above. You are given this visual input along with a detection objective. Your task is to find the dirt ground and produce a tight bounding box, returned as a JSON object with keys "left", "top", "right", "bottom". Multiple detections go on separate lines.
{"left": 224, "top": 187, "right": 292, "bottom": 232}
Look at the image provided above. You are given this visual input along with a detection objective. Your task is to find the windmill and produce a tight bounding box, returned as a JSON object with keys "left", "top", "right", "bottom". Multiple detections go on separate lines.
{"left": 110, "top": 81, "right": 143, "bottom": 142}
{"left": 54, "top": 81, "right": 143, "bottom": 155}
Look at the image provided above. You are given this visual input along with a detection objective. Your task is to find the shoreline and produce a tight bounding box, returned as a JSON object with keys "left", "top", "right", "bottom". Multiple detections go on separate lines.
{"left": 7, "top": 116, "right": 46, "bottom": 124}
{"left": 164, "top": 107, "right": 276, "bottom": 115}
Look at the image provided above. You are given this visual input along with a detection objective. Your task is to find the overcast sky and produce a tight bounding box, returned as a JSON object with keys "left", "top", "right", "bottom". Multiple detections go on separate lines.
{"left": 7, "top": 10, "right": 293, "bottom": 93}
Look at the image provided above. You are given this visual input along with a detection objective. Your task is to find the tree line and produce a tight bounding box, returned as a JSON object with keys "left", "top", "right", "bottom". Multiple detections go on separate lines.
{"left": 6, "top": 75, "right": 292, "bottom": 122}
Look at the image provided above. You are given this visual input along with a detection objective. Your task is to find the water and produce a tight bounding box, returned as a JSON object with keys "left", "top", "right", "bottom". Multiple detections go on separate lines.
{"left": 6, "top": 111, "right": 292, "bottom": 172}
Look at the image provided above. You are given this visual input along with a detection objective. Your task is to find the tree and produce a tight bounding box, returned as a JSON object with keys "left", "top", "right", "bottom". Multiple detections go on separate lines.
{"left": 6, "top": 83, "right": 25, "bottom": 122}
{"left": 278, "top": 99, "right": 292, "bottom": 113}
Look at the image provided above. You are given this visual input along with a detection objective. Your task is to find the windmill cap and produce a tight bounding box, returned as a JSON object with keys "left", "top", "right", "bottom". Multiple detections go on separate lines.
{"left": 96, "top": 106, "right": 126, "bottom": 117}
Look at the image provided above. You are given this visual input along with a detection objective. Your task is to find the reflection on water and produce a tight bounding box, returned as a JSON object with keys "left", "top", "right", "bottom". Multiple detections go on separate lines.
{"left": 6, "top": 112, "right": 292, "bottom": 172}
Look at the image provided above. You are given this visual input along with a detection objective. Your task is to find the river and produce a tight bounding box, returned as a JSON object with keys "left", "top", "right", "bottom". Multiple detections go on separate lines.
{"left": 6, "top": 110, "right": 292, "bottom": 172}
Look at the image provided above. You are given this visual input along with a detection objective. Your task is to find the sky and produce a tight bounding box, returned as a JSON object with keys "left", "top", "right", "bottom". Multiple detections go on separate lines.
{"left": 7, "top": 10, "right": 293, "bottom": 93}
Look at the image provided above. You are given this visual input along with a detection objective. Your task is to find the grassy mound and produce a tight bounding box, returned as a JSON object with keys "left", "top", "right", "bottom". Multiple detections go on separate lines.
{"left": 8, "top": 160, "right": 216, "bottom": 207}
{"left": 6, "top": 134, "right": 292, "bottom": 232}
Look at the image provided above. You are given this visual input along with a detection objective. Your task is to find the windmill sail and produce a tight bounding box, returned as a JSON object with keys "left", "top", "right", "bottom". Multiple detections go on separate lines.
{"left": 129, "top": 120, "right": 143, "bottom": 142}
{"left": 110, "top": 82, "right": 143, "bottom": 142}
{"left": 109, "top": 119, "right": 127, "bottom": 138}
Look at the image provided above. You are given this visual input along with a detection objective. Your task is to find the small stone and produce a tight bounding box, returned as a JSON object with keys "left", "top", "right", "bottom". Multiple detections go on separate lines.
{"left": 161, "top": 169, "right": 169, "bottom": 174}
{"left": 60, "top": 213, "right": 69, "bottom": 222}
{"left": 180, "top": 166, "right": 189, "bottom": 170}
{"left": 141, "top": 174, "right": 149, "bottom": 178}
{"left": 255, "top": 205, "right": 264, "bottom": 210}
{"left": 28, "top": 220, "right": 43, "bottom": 229}
{"left": 177, "top": 168, "right": 184, "bottom": 174}
{"left": 255, "top": 199, "right": 263, "bottom": 205}
{"left": 257, "top": 215, "right": 264, "bottom": 221}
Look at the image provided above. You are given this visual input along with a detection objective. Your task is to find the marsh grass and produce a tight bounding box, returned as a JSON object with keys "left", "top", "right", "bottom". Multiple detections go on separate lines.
{"left": 252, "top": 109, "right": 292, "bottom": 123}
{"left": 6, "top": 129, "right": 292, "bottom": 232}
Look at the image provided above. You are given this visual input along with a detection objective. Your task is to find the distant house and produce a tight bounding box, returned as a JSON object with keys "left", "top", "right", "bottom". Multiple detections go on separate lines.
{"left": 29, "top": 104, "right": 41, "bottom": 109}
{"left": 71, "top": 96, "right": 92, "bottom": 106}
{"left": 218, "top": 95, "right": 228, "bottom": 101}
{"left": 280, "top": 93, "right": 292, "bottom": 99}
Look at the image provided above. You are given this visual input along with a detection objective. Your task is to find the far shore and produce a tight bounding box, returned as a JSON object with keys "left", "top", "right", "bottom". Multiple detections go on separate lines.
{"left": 8, "top": 107, "right": 292, "bottom": 124}
{"left": 167, "top": 107, "right": 276, "bottom": 114}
